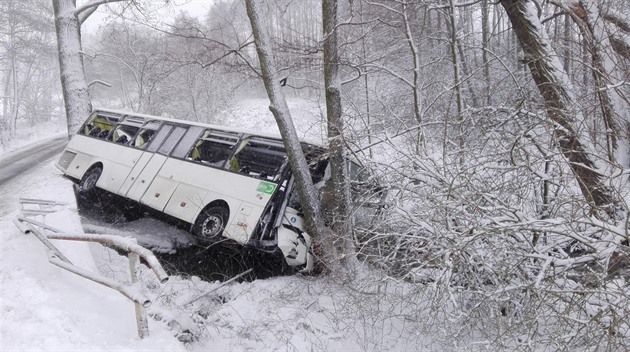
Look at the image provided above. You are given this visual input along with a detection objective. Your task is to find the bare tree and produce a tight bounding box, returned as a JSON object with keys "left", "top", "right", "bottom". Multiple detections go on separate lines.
{"left": 1, "top": 0, "right": 57, "bottom": 146}
{"left": 500, "top": 0, "right": 621, "bottom": 218}
{"left": 322, "top": 0, "right": 354, "bottom": 266}
{"left": 52, "top": 0, "right": 127, "bottom": 137}
{"left": 243, "top": 0, "right": 327, "bottom": 254}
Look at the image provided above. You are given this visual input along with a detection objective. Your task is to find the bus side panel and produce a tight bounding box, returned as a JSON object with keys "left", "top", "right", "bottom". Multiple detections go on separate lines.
{"left": 61, "top": 134, "right": 143, "bottom": 193}
{"left": 99, "top": 160, "right": 139, "bottom": 193}
{"left": 61, "top": 135, "right": 96, "bottom": 179}
{"left": 191, "top": 175, "right": 274, "bottom": 243}
{"left": 64, "top": 152, "right": 94, "bottom": 180}
{"left": 126, "top": 154, "right": 168, "bottom": 201}
{"left": 224, "top": 201, "right": 263, "bottom": 244}
{"left": 139, "top": 175, "right": 179, "bottom": 211}
{"left": 162, "top": 183, "right": 208, "bottom": 223}
{"left": 157, "top": 158, "right": 276, "bottom": 242}
{"left": 118, "top": 152, "right": 153, "bottom": 195}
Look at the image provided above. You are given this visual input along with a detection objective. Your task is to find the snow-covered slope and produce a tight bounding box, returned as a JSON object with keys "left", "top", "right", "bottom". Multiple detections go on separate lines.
{"left": 0, "top": 158, "right": 429, "bottom": 351}
{"left": 0, "top": 155, "right": 185, "bottom": 351}
{"left": 216, "top": 97, "right": 328, "bottom": 146}
{"left": 1, "top": 99, "right": 433, "bottom": 351}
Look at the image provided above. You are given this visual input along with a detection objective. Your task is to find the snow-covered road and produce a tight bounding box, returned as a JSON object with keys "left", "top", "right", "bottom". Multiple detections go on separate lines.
{"left": 0, "top": 134, "right": 67, "bottom": 184}
{"left": 0, "top": 135, "right": 67, "bottom": 216}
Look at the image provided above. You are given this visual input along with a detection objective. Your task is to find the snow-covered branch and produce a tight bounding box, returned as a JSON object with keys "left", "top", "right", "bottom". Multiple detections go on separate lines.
{"left": 74, "top": 0, "right": 129, "bottom": 20}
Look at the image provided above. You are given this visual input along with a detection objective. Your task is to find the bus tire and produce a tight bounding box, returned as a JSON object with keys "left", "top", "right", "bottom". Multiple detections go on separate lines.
{"left": 78, "top": 166, "right": 102, "bottom": 193}
{"left": 194, "top": 206, "right": 228, "bottom": 241}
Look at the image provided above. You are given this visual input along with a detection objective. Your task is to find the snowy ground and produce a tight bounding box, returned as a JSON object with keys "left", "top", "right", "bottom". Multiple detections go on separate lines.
{"left": 0, "top": 118, "right": 67, "bottom": 154}
{"left": 216, "top": 97, "right": 329, "bottom": 146}
{"left": 1, "top": 99, "right": 433, "bottom": 351}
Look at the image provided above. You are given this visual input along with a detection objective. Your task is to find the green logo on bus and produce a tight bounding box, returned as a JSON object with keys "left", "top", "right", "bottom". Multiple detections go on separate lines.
{"left": 257, "top": 181, "right": 277, "bottom": 195}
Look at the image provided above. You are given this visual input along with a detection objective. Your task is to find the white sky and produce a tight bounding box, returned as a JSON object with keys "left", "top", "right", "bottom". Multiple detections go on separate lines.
{"left": 80, "top": 0, "right": 216, "bottom": 34}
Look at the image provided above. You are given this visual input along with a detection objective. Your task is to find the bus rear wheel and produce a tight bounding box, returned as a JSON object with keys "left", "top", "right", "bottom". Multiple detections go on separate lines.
{"left": 194, "top": 206, "right": 228, "bottom": 241}
{"left": 79, "top": 166, "right": 102, "bottom": 193}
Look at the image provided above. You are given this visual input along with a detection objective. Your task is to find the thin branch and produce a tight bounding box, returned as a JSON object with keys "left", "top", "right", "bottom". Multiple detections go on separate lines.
{"left": 88, "top": 80, "right": 112, "bottom": 88}
{"left": 75, "top": 0, "right": 129, "bottom": 24}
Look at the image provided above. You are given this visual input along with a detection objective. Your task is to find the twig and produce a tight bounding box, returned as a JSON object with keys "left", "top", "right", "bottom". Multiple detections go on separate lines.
{"left": 185, "top": 268, "right": 253, "bottom": 305}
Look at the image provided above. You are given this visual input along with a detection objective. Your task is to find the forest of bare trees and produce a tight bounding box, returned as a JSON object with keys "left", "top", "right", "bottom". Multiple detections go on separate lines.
{"left": 0, "top": 0, "right": 60, "bottom": 146}
{"left": 2, "top": 0, "right": 629, "bottom": 349}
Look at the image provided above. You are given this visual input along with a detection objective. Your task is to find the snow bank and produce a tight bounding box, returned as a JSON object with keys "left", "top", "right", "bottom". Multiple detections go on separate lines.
{"left": 0, "top": 119, "right": 66, "bottom": 154}
{"left": 0, "top": 158, "right": 184, "bottom": 351}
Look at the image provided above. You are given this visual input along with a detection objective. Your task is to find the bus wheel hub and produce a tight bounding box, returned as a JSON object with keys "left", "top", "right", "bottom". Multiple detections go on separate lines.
{"left": 202, "top": 216, "right": 221, "bottom": 237}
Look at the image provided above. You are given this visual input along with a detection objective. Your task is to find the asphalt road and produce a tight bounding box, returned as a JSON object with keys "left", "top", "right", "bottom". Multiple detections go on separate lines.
{"left": 0, "top": 135, "right": 68, "bottom": 185}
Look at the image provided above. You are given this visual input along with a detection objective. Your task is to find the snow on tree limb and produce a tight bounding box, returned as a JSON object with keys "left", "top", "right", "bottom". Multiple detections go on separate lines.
{"left": 500, "top": 0, "right": 622, "bottom": 218}
{"left": 74, "top": 0, "right": 129, "bottom": 21}
{"left": 53, "top": 0, "right": 93, "bottom": 137}
{"left": 243, "top": 0, "right": 326, "bottom": 243}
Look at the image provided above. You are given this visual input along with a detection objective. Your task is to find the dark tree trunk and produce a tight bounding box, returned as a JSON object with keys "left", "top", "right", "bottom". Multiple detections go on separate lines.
{"left": 322, "top": 0, "right": 354, "bottom": 267}
{"left": 500, "top": 0, "right": 620, "bottom": 218}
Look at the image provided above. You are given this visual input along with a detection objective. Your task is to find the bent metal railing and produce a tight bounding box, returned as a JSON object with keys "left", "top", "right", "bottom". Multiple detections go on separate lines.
{"left": 13, "top": 208, "right": 169, "bottom": 339}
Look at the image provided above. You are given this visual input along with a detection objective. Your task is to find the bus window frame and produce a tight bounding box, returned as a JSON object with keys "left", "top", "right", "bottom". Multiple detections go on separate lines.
{"left": 80, "top": 112, "right": 122, "bottom": 139}
{"left": 185, "top": 129, "right": 241, "bottom": 170}
{"left": 132, "top": 120, "right": 162, "bottom": 149}
{"left": 228, "top": 136, "right": 288, "bottom": 181}
{"left": 156, "top": 125, "right": 188, "bottom": 156}
{"left": 106, "top": 116, "right": 145, "bottom": 146}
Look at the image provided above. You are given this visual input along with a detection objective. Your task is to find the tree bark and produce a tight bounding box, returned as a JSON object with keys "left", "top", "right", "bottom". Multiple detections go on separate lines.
{"left": 52, "top": 0, "right": 92, "bottom": 137}
{"left": 446, "top": 0, "right": 465, "bottom": 165}
{"left": 243, "top": 0, "right": 327, "bottom": 247}
{"left": 322, "top": 0, "right": 354, "bottom": 266}
{"left": 481, "top": 0, "right": 491, "bottom": 105}
{"left": 562, "top": 0, "right": 623, "bottom": 162}
{"left": 500, "top": 0, "right": 620, "bottom": 218}
{"left": 401, "top": 2, "right": 423, "bottom": 126}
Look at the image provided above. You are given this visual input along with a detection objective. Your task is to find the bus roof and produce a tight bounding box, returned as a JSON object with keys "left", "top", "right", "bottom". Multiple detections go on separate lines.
{"left": 93, "top": 107, "right": 326, "bottom": 149}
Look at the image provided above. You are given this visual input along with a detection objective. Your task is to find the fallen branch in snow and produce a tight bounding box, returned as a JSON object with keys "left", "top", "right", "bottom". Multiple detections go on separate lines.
{"left": 185, "top": 268, "right": 253, "bottom": 306}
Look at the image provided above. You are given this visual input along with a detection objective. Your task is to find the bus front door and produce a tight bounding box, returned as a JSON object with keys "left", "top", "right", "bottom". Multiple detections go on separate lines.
{"left": 124, "top": 153, "right": 169, "bottom": 202}
{"left": 119, "top": 152, "right": 154, "bottom": 196}
{"left": 120, "top": 124, "right": 186, "bottom": 205}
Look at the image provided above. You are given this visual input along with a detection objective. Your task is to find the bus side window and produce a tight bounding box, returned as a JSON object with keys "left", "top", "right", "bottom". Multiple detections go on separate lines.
{"left": 171, "top": 126, "right": 204, "bottom": 158}
{"left": 157, "top": 126, "right": 187, "bottom": 155}
{"left": 133, "top": 129, "right": 156, "bottom": 149}
{"left": 231, "top": 139, "right": 286, "bottom": 180}
{"left": 108, "top": 124, "right": 140, "bottom": 145}
{"left": 188, "top": 130, "right": 238, "bottom": 168}
{"left": 146, "top": 125, "right": 174, "bottom": 153}
{"left": 82, "top": 115, "right": 115, "bottom": 139}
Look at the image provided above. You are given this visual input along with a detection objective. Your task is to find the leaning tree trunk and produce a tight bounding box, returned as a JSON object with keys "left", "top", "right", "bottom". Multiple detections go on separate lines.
{"left": 500, "top": 0, "right": 621, "bottom": 219}
{"left": 52, "top": 0, "right": 92, "bottom": 137}
{"left": 243, "top": 0, "right": 327, "bottom": 245}
{"left": 562, "top": 0, "right": 622, "bottom": 163}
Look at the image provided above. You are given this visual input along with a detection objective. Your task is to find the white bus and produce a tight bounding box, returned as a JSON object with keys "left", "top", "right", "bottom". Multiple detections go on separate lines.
{"left": 56, "top": 109, "right": 331, "bottom": 271}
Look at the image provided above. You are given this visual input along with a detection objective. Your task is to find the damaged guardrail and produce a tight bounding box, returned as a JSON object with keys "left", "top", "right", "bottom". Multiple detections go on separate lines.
{"left": 13, "top": 203, "right": 169, "bottom": 339}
